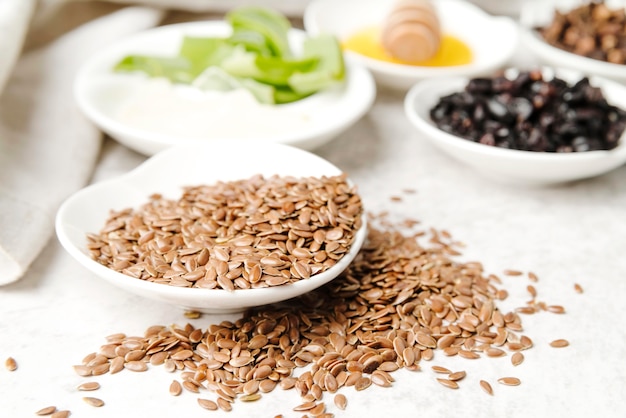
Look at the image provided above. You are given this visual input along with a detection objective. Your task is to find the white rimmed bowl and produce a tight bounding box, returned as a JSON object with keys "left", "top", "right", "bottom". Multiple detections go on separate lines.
{"left": 304, "top": 0, "right": 519, "bottom": 90}
{"left": 404, "top": 68, "right": 626, "bottom": 185}
{"left": 520, "top": 0, "right": 626, "bottom": 82}
{"left": 469, "top": 0, "right": 538, "bottom": 17}
{"left": 74, "top": 21, "right": 376, "bottom": 156}
{"left": 55, "top": 141, "right": 368, "bottom": 313}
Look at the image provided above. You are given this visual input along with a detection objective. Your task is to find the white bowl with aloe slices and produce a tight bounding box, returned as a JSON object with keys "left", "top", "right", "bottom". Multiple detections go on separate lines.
{"left": 74, "top": 7, "right": 376, "bottom": 155}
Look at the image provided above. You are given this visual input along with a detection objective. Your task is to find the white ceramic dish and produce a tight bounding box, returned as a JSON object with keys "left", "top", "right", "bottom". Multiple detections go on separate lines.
{"left": 520, "top": 0, "right": 626, "bottom": 82}
{"left": 74, "top": 21, "right": 376, "bottom": 156}
{"left": 55, "top": 141, "right": 368, "bottom": 313}
{"left": 469, "top": 0, "right": 537, "bottom": 17}
{"left": 404, "top": 68, "right": 626, "bottom": 185}
{"left": 304, "top": 0, "right": 518, "bottom": 90}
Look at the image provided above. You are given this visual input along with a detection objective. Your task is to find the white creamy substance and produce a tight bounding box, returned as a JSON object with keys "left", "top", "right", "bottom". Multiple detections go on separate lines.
{"left": 115, "top": 78, "right": 312, "bottom": 139}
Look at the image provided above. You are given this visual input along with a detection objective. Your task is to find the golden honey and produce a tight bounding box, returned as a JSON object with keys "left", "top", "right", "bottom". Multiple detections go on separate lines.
{"left": 343, "top": 26, "right": 472, "bottom": 67}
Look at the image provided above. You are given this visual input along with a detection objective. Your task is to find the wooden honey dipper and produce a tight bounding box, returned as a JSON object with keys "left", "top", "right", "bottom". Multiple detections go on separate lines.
{"left": 380, "top": 0, "right": 441, "bottom": 62}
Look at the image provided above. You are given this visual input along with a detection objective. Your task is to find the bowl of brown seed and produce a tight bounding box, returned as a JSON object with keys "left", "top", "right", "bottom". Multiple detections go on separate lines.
{"left": 520, "top": 0, "right": 626, "bottom": 82}
{"left": 404, "top": 67, "right": 626, "bottom": 185}
{"left": 55, "top": 140, "right": 367, "bottom": 313}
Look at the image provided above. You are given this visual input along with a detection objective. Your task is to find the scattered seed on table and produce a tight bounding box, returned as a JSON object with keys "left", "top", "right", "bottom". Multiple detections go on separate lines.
{"left": 437, "top": 378, "right": 459, "bottom": 389}
{"left": 498, "top": 377, "right": 521, "bottom": 386}
{"left": 431, "top": 365, "right": 452, "bottom": 374}
{"left": 480, "top": 380, "right": 494, "bottom": 395}
{"left": 507, "top": 342, "right": 524, "bottom": 351}
{"left": 516, "top": 306, "right": 536, "bottom": 315}
{"left": 183, "top": 380, "right": 199, "bottom": 393}
{"left": 74, "top": 222, "right": 567, "bottom": 416}
{"left": 443, "top": 347, "right": 459, "bottom": 356}
{"left": 197, "top": 398, "right": 218, "bottom": 410}
{"left": 355, "top": 376, "right": 372, "bottom": 391}
{"left": 489, "top": 273, "right": 502, "bottom": 284}
{"left": 574, "top": 283, "right": 583, "bottom": 293}
{"left": 163, "top": 359, "right": 176, "bottom": 373}
{"left": 334, "top": 394, "right": 347, "bottom": 410}
{"left": 486, "top": 348, "right": 506, "bottom": 358}
{"left": 528, "top": 271, "right": 538, "bottom": 282}
{"left": 217, "top": 397, "right": 232, "bottom": 411}
{"left": 459, "top": 350, "right": 480, "bottom": 360}
{"left": 5, "top": 357, "right": 17, "bottom": 371}
{"left": 124, "top": 361, "right": 147, "bottom": 372}
{"left": 50, "top": 410, "right": 70, "bottom": 418}
{"left": 83, "top": 397, "right": 104, "bottom": 407}
{"left": 259, "top": 379, "right": 277, "bottom": 393}
{"left": 106, "top": 333, "right": 126, "bottom": 342}
{"left": 527, "top": 285, "right": 537, "bottom": 298}
{"left": 77, "top": 382, "right": 100, "bottom": 391}
{"left": 511, "top": 352, "right": 524, "bottom": 366}
{"left": 371, "top": 371, "right": 392, "bottom": 387}
{"left": 550, "top": 339, "right": 570, "bottom": 348}
{"left": 309, "top": 402, "right": 326, "bottom": 415}
{"left": 91, "top": 363, "right": 110, "bottom": 376}
{"left": 169, "top": 380, "right": 182, "bottom": 396}
{"left": 109, "top": 357, "right": 124, "bottom": 374}
{"left": 72, "top": 365, "right": 91, "bottom": 377}
{"left": 504, "top": 269, "right": 523, "bottom": 276}
{"left": 448, "top": 371, "right": 466, "bottom": 381}
{"left": 293, "top": 401, "right": 316, "bottom": 411}
{"left": 35, "top": 406, "right": 57, "bottom": 416}
{"left": 390, "top": 196, "right": 403, "bottom": 202}
{"left": 184, "top": 310, "right": 201, "bottom": 319}
{"left": 402, "top": 218, "right": 420, "bottom": 229}
{"left": 547, "top": 305, "right": 565, "bottom": 314}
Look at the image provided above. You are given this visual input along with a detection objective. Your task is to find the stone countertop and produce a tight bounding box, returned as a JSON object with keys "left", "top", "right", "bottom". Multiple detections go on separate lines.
{"left": 2, "top": 36, "right": 626, "bottom": 418}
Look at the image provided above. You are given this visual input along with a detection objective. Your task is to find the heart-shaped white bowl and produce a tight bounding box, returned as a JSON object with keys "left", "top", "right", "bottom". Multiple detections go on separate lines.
{"left": 56, "top": 141, "right": 367, "bottom": 313}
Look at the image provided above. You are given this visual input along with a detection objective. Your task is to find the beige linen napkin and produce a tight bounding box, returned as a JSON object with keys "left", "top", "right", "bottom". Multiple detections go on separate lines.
{"left": 0, "top": 0, "right": 35, "bottom": 92}
{"left": 0, "top": 6, "right": 164, "bottom": 285}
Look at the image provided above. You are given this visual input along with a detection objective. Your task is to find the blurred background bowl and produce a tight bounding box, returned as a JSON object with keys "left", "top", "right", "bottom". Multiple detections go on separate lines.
{"left": 520, "top": 0, "right": 626, "bottom": 82}
{"left": 304, "top": 0, "right": 519, "bottom": 90}
{"left": 74, "top": 21, "right": 376, "bottom": 155}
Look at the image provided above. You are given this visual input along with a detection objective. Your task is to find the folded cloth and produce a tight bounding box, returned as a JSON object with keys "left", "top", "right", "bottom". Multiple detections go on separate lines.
{"left": 0, "top": 6, "right": 164, "bottom": 285}
{"left": 0, "top": 0, "right": 35, "bottom": 93}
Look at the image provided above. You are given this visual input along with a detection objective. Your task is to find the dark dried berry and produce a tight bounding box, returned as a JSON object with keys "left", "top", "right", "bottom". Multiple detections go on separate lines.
{"left": 466, "top": 78, "right": 492, "bottom": 94}
{"left": 479, "top": 133, "right": 496, "bottom": 146}
{"left": 429, "top": 70, "right": 626, "bottom": 153}
{"left": 492, "top": 76, "right": 513, "bottom": 93}
{"left": 572, "top": 136, "right": 591, "bottom": 152}
{"left": 562, "top": 89, "right": 584, "bottom": 104}
{"left": 508, "top": 98, "right": 533, "bottom": 121}
{"left": 473, "top": 103, "right": 486, "bottom": 122}
{"left": 486, "top": 98, "right": 509, "bottom": 121}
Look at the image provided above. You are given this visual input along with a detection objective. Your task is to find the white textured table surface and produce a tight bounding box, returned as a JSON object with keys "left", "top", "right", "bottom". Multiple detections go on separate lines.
{"left": 2, "top": 57, "right": 626, "bottom": 418}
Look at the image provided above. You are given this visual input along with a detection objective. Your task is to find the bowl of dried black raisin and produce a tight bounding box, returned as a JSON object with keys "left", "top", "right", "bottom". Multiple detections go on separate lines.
{"left": 404, "top": 67, "right": 626, "bottom": 185}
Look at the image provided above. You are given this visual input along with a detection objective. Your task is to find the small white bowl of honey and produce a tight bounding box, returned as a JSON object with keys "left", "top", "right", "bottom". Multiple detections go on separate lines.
{"left": 304, "top": 0, "right": 519, "bottom": 90}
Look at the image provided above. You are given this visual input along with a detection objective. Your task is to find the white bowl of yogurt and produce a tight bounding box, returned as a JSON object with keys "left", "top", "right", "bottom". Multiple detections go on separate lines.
{"left": 74, "top": 20, "right": 376, "bottom": 155}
